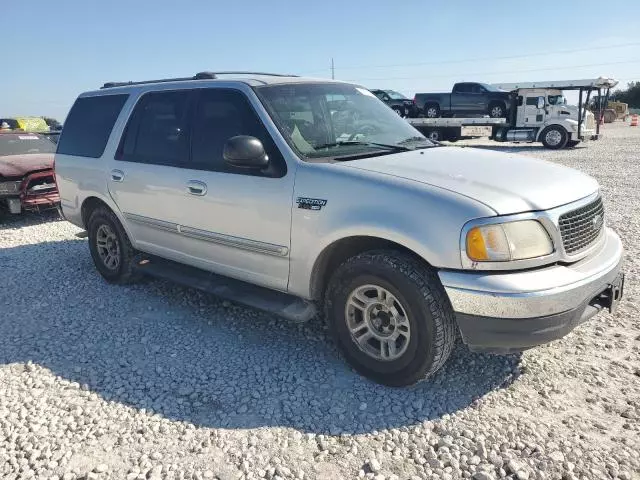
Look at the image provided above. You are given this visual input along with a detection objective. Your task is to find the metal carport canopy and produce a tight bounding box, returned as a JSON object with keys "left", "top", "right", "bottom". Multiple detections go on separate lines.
{"left": 491, "top": 77, "right": 618, "bottom": 91}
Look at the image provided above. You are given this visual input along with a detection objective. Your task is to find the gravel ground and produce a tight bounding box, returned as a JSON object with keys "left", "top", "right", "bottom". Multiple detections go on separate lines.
{"left": 1, "top": 122, "right": 639, "bottom": 480}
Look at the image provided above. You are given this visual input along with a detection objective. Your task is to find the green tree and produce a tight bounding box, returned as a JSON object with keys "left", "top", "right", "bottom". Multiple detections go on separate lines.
{"left": 42, "top": 117, "right": 63, "bottom": 130}
{"left": 611, "top": 82, "right": 640, "bottom": 108}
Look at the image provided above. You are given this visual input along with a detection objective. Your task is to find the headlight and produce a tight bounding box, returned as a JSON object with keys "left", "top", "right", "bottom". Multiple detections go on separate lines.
{"left": 0, "top": 181, "right": 22, "bottom": 195}
{"left": 466, "top": 220, "right": 553, "bottom": 262}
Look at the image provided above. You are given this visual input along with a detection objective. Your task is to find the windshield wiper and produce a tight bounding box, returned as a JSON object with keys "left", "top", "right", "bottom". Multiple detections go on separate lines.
{"left": 314, "top": 140, "right": 413, "bottom": 152}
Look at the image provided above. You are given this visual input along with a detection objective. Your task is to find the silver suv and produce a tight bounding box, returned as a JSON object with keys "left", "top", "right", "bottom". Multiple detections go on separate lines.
{"left": 55, "top": 72, "right": 624, "bottom": 386}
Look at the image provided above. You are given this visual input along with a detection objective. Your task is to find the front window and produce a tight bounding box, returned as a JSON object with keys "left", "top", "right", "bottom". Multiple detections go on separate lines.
{"left": 548, "top": 95, "right": 567, "bottom": 105}
{"left": 0, "top": 133, "right": 56, "bottom": 157}
{"left": 256, "top": 83, "right": 431, "bottom": 160}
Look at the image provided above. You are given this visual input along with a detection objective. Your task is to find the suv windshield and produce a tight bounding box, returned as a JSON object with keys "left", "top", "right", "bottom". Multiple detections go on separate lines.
{"left": 256, "top": 83, "right": 432, "bottom": 160}
{"left": 0, "top": 133, "right": 56, "bottom": 157}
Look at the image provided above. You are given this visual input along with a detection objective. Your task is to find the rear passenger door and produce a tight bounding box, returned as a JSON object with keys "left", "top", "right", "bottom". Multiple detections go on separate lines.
{"left": 451, "top": 83, "right": 475, "bottom": 115}
{"left": 174, "top": 87, "right": 294, "bottom": 291}
{"left": 107, "top": 89, "right": 196, "bottom": 257}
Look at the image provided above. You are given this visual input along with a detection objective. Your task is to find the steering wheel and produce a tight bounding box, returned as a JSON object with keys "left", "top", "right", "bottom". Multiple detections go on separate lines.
{"left": 348, "top": 122, "right": 382, "bottom": 141}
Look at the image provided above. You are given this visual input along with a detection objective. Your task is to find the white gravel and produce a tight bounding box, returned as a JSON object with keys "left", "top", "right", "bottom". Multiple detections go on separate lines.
{"left": 1, "top": 122, "right": 639, "bottom": 480}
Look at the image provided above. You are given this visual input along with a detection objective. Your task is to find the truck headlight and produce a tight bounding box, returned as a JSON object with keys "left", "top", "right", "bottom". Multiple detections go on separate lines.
{"left": 466, "top": 220, "right": 553, "bottom": 262}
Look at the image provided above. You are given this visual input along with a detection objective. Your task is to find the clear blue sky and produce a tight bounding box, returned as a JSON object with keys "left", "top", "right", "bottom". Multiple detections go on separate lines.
{"left": 2, "top": 0, "right": 640, "bottom": 120}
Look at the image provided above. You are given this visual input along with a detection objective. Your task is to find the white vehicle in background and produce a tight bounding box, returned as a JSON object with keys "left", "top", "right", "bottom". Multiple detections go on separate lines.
{"left": 491, "top": 77, "right": 618, "bottom": 149}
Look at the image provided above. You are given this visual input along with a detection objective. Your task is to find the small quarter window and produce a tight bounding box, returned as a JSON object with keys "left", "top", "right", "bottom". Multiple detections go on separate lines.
{"left": 57, "top": 94, "right": 128, "bottom": 158}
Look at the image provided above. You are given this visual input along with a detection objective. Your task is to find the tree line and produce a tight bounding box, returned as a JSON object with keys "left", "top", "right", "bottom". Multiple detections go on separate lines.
{"left": 611, "top": 82, "right": 640, "bottom": 108}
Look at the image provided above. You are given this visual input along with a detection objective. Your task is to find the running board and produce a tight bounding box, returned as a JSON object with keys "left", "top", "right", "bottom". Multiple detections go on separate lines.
{"left": 132, "top": 254, "right": 316, "bottom": 323}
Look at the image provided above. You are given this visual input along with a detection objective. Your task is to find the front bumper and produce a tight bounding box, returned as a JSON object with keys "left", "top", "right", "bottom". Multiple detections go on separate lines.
{"left": 439, "top": 227, "right": 623, "bottom": 352}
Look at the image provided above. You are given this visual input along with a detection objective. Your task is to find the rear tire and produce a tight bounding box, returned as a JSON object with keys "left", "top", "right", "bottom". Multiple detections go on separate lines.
{"left": 87, "top": 206, "right": 140, "bottom": 284}
{"left": 424, "top": 104, "right": 440, "bottom": 118}
{"left": 540, "top": 125, "right": 568, "bottom": 149}
{"left": 325, "top": 250, "right": 457, "bottom": 386}
{"left": 488, "top": 102, "right": 506, "bottom": 118}
{"left": 604, "top": 110, "right": 616, "bottom": 123}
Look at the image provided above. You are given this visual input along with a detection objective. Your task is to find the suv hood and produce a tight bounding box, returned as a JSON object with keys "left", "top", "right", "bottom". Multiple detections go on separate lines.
{"left": 0, "top": 153, "right": 54, "bottom": 177}
{"left": 344, "top": 147, "right": 598, "bottom": 215}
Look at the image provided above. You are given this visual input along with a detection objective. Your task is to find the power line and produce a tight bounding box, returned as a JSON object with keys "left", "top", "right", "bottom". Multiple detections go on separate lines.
{"left": 300, "top": 42, "right": 640, "bottom": 76}
{"left": 343, "top": 59, "right": 640, "bottom": 83}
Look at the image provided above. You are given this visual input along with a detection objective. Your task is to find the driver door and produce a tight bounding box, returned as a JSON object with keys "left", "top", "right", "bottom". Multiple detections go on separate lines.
{"left": 523, "top": 96, "right": 545, "bottom": 127}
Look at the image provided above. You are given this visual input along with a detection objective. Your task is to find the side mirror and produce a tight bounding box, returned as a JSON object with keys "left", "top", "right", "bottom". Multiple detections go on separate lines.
{"left": 537, "top": 97, "right": 545, "bottom": 109}
{"left": 223, "top": 136, "right": 269, "bottom": 169}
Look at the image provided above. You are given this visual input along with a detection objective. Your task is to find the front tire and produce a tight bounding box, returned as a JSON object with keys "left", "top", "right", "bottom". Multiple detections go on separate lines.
{"left": 87, "top": 206, "right": 139, "bottom": 284}
{"left": 325, "top": 251, "right": 457, "bottom": 386}
{"left": 540, "top": 125, "right": 568, "bottom": 149}
{"left": 392, "top": 106, "right": 404, "bottom": 117}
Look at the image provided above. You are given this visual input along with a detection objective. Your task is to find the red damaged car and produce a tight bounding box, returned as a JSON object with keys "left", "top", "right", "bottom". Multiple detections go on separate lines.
{"left": 0, "top": 132, "right": 60, "bottom": 214}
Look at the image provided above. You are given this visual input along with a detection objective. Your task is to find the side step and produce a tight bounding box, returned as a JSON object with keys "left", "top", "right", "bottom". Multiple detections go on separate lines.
{"left": 132, "top": 254, "right": 316, "bottom": 323}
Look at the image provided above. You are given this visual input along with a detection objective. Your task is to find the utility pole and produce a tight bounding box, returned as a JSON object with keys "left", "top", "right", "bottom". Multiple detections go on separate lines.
{"left": 331, "top": 58, "right": 335, "bottom": 79}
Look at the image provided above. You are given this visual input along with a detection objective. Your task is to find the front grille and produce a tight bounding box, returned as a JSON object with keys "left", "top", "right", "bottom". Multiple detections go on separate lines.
{"left": 558, "top": 197, "right": 604, "bottom": 255}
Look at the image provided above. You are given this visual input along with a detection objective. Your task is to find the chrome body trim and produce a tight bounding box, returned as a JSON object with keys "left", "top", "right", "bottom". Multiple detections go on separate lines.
{"left": 124, "top": 212, "right": 288, "bottom": 257}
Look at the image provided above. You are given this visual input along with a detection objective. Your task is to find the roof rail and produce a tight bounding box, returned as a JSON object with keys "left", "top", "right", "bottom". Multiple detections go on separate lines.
{"left": 101, "top": 71, "right": 298, "bottom": 89}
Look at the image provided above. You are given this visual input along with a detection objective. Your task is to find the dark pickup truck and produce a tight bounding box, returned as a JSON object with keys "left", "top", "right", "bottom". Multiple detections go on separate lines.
{"left": 370, "top": 89, "right": 418, "bottom": 118}
{"left": 414, "top": 82, "right": 511, "bottom": 118}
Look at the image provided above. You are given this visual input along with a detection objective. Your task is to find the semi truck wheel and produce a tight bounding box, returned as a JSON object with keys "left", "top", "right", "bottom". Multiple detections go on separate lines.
{"left": 325, "top": 250, "right": 457, "bottom": 386}
{"left": 540, "top": 126, "right": 568, "bottom": 149}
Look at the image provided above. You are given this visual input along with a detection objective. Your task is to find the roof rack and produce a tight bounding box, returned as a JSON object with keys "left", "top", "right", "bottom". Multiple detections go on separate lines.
{"left": 101, "top": 71, "right": 299, "bottom": 89}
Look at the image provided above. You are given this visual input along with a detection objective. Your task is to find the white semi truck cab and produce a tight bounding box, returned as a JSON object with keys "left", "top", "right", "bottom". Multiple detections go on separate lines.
{"left": 491, "top": 77, "right": 617, "bottom": 149}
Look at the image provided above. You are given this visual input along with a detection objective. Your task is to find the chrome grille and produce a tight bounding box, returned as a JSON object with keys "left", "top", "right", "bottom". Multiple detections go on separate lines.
{"left": 558, "top": 197, "right": 604, "bottom": 255}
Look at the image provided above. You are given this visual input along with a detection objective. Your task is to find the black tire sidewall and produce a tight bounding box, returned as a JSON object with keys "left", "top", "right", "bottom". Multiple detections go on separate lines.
{"left": 327, "top": 258, "right": 439, "bottom": 384}
{"left": 87, "top": 209, "right": 129, "bottom": 282}
{"left": 427, "top": 130, "right": 441, "bottom": 142}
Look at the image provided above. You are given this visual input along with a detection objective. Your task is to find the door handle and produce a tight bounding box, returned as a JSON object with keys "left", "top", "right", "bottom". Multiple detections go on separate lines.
{"left": 186, "top": 180, "right": 207, "bottom": 196}
{"left": 111, "top": 169, "right": 125, "bottom": 182}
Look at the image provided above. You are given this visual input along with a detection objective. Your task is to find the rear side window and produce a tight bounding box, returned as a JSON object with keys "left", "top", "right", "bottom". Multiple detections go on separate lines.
{"left": 117, "top": 90, "right": 191, "bottom": 166}
{"left": 57, "top": 94, "right": 128, "bottom": 158}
